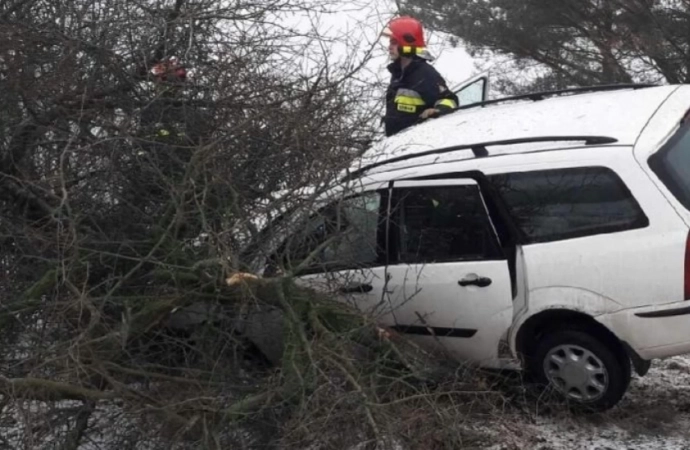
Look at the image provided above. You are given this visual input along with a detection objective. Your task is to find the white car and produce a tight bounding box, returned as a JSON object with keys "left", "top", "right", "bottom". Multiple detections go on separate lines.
{"left": 262, "top": 83, "right": 690, "bottom": 411}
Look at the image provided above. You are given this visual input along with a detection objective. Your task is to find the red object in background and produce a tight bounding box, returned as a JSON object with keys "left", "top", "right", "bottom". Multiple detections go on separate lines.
{"left": 151, "top": 58, "right": 187, "bottom": 82}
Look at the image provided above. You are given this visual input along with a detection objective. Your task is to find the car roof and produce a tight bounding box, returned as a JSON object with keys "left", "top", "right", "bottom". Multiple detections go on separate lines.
{"left": 351, "top": 85, "right": 680, "bottom": 178}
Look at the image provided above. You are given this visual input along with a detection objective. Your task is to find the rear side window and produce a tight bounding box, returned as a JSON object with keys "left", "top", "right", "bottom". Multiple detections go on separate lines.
{"left": 649, "top": 125, "right": 690, "bottom": 210}
{"left": 489, "top": 167, "right": 649, "bottom": 244}
{"left": 391, "top": 185, "right": 503, "bottom": 262}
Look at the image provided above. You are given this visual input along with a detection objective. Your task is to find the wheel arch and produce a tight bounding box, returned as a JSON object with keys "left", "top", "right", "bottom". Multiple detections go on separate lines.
{"left": 515, "top": 307, "right": 651, "bottom": 377}
{"left": 516, "top": 308, "right": 631, "bottom": 371}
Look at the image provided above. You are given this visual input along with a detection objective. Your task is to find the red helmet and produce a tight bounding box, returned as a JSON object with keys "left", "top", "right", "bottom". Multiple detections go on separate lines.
{"left": 383, "top": 16, "right": 427, "bottom": 57}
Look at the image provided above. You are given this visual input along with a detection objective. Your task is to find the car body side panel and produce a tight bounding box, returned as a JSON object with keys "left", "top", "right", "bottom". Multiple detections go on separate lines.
{"left": 597, "top": 300, "right": 690, "bottom": 359}
{"left": 507, "top": 287, "right": 619, "bottom": 356}
{"left": 476, "top": 149, "right": 689, "bottom": 361}
{"left": 634, "top": 85, "right": 690, "bottom": 226}
{"left": 484, "top": 149, "right": 685, "bottom": 306}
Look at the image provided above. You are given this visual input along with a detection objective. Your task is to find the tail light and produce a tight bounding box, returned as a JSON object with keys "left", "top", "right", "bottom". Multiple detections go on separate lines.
{"left": 685, "top": 231, "right": 690, "bottom": 299}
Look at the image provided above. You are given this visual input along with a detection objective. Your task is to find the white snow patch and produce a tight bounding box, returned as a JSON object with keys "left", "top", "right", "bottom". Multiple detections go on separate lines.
{"left": 479, "top": 354, "right": 690, "bottom": 449}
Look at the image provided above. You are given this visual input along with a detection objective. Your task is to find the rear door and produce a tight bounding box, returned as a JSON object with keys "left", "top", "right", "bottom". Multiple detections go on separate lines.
{"left": 380, "top": 179, "right": 514, "bottom": 366}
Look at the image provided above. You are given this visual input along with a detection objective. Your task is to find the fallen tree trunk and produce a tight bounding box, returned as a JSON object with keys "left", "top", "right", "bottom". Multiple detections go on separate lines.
{"left": 0, "top": 376, "right": 115, "bottom": 402}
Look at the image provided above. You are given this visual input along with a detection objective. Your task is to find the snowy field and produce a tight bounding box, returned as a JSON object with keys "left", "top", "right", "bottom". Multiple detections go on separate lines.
{"left": 482, "top": 354, "right": 690, "bottom": 450}
{"left": 2, "top": 355, "right": 689, "bottom": 448}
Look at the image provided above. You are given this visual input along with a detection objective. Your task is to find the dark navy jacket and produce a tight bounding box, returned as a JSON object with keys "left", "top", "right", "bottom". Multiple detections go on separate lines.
{"left": 384, "top": 58, "right": 459, "bottom": 137}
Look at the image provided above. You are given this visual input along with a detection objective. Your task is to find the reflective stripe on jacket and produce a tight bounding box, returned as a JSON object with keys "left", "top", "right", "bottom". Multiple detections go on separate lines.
{"left": 384, "top": 58, "right": 459, "bottom": 137}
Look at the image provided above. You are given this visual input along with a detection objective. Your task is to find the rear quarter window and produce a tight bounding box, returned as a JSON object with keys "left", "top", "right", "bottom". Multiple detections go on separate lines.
{"left": 649, "top": 125, "right": 690, "bottom": 211}
{"left": 489, "top": 167, "right": 649, "bottom": 244}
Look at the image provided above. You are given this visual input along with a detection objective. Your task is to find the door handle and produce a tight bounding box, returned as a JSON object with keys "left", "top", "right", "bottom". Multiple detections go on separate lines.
{"left": 338, "top": 283, "right": 373, "bottom": 294}
{"left": 458, "top": 276, "right": 492, "bottom": 288}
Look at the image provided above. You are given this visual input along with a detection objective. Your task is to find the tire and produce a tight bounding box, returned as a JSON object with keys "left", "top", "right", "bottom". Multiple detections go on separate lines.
{"left": 528, "top": 328, "right": 631, "bottom": 411}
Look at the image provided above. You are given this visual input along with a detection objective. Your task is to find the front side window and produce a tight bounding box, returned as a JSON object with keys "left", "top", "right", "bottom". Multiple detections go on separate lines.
{"left": 281, "top": 192, "right": 383, "bottom": 272}
{"left": 392, "top": 185, "right": 503, "bottom": 263}
{"left": 489, "top": 167, "right": 648, "bottom": 244}
{"left": 649, "top": 125, "right": 690, "bottom": 211}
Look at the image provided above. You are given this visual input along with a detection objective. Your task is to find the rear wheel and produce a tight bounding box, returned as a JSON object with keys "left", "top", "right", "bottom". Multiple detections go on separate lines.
{"left": 529, "top": 328, "right": 631, "bottom": 411}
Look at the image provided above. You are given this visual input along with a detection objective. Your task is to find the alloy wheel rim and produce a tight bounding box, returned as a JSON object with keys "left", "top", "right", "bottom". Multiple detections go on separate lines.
{"left": 543, "top": 344, "right": 609, "bottom": 402}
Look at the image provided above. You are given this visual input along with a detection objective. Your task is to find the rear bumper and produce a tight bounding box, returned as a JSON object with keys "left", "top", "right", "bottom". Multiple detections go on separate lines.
{"left": 599, "top": 300, "right": 690, "bottom": 360}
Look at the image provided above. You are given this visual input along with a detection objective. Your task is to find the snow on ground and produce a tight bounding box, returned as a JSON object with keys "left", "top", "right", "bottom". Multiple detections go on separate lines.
{"left": 480, "top": 354, "right": 690, "bottom": 450}
{"left": 2, "top": 355, "right": 689, "bottom": 448}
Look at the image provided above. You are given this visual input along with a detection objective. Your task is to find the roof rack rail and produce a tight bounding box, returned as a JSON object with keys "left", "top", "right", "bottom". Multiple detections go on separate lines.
{"left": 342, "top": 135, "right": 618, "bottom": 182}
{"left": 449, "top": 83, "right": 657, "bottom": 114}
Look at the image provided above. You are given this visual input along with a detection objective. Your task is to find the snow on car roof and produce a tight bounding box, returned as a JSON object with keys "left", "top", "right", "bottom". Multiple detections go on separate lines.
{"left": 355, "top": 85, "right": 679, "bottom": 174}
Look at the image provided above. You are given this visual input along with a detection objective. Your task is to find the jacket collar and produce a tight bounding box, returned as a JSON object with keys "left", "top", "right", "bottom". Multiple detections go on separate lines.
{"left": 387, "top": 57, "right": 425, "bottom": 78}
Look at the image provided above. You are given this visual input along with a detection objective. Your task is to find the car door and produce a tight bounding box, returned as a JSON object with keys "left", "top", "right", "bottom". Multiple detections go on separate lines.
{"left": 451, "top": 72, "right": 490, "bottom": 107}
{"left": 281, "top": 188, "right": 392, "bottom": 315}
{"left": 380, "top": 179, "right": 514, "bottom": 367}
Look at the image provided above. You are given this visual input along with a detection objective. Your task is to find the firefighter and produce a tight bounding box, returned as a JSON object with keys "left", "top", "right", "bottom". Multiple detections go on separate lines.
{"left": 146, "top": 58, "right": 189, "bottom": 140}
{"left": 382, "top": 16, "right": 459, "bottom": 137}
{"left": 138, "top": 58, "right": 200, "bottom": 191}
